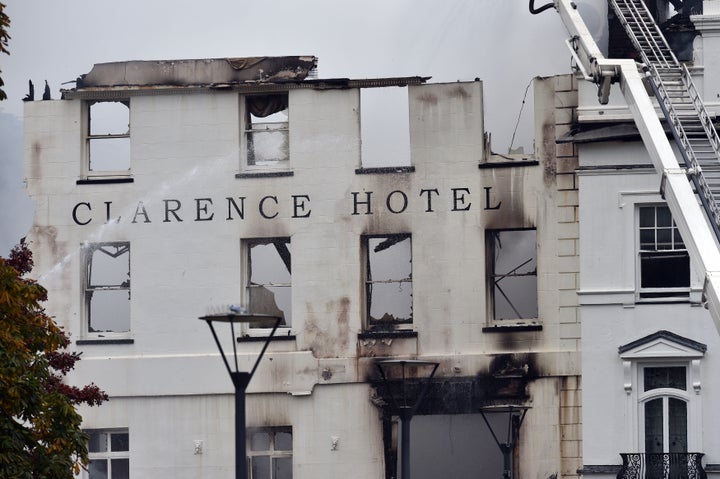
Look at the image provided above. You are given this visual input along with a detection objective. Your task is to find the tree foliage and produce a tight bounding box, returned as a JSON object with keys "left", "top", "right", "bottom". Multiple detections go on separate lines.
{"left": 0, "top": 243, "right": 108, "bottom": 478}
{"left": 0, "top": 2, "right": 9, "bottom": 100}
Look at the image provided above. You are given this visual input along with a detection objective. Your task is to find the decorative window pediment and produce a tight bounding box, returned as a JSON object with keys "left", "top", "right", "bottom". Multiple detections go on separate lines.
{"left": 620, "top": 330, "right": 706, "bottom": 396}
{"left": 619, "top": 330, "right": 706, "bottom": 360}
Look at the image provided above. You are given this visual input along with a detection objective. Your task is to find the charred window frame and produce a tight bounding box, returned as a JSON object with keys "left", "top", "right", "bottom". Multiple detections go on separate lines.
{"left": 85, "top": 429, "right": 129, "bottom": 479}
{"left": 243, "top": 93, "right": 290, "bottom": 170}
{"left": 243, "top": 238, "right": 292, "bottom": 329}
{"left": 247, "top": 426, "right": 293, "bottom": 479}
{"left": 637, "top": 205, "right": 690, "bottom": 300}
{"left": 486, "top": 229, "right": 538, "bottom": 322}
{"left": 85, "top": 100, "right": 131, "bottom": 176}
{"left": 84, "top": 242, "right": 130, "bottom": 336}
{"left": 363, "top": 234, "right": 413, "bottom": 329}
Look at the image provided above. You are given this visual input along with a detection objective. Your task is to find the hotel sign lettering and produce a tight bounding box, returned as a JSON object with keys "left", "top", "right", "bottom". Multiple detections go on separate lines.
{"left": 71, "top": 187, "right": 503, "bottom": 225}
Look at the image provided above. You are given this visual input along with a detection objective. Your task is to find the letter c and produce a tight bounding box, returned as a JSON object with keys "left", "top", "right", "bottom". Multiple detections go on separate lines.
{"left": 259, "top": 196, "right": 279, "bottom": 219}
{"left": 72, "top": 202, "right": 92, "bottom": 225}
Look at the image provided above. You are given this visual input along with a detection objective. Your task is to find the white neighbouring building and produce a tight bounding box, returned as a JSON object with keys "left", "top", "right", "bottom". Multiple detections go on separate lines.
{"left": 565, "top": 0, "right": 720, "bottom": 476}
{"left": 23, "top": 56, "right": 582, "bottom": 478}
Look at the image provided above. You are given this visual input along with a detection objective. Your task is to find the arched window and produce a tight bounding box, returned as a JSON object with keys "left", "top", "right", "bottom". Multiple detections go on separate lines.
{"left": 638, "top": 365, "right": 688, "bottom": 454}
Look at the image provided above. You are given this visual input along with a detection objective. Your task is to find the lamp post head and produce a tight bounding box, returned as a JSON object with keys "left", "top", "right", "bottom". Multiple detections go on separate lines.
{"left": 199, "top": 310, "right": 282, "bottom": 387}
{"left": 199, "top": 312, "right": 282, "bottom": 328}
{"left": 478, "top": 403, "right": 530, "bottom": 447}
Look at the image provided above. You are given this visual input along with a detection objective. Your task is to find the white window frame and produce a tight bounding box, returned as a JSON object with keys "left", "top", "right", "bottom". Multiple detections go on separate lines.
{"left": 241, "top": 93, "right": 290, "bottom": 173}
{"left": 240, "top": 238, "right": 292, "bottom": 336}
{"left": 636, "top": 204, "right": 691, "bottom": 301}
{"left": 82, "top": 428, "right": 129, "bottom": 479}
{"left": 247, "top": 426, "right": 293, "bottom": 479}
{"left": 614, "top": 191, "right": 702, "bottom": 304}
{"left": 83, "top": 100, "right": 131, "bottom": 178}
{"left": 620, "top": 334, "right": 704, "bottom": 453}
{"left": 83, "top": 242, "right": 131, "bottom": 339}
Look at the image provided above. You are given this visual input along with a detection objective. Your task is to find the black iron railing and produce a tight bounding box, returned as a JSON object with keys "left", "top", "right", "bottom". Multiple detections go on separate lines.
{"left": 618, "top": 453, "right": 707, "bottom": 479}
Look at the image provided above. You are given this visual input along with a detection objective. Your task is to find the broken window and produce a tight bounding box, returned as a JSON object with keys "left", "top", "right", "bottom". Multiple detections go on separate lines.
{"left": 360, "top": 87, "right": 411, "bottom": 168}
{"left": 86, "top": 429, "right": 130, "bottom": 479}
{"left": 87, "top": 100, "right": 130, "bottom": 173}
{"left": 245, "top": 238, "right": 292, "bottom": 327}
{"left": 487, "top": 229, "right": 538, "bottom": 321}
{"left": 245, "top": 94, "right": 289, "bottom": 168}
{"left": 638, "top": 205, "right": 690, "bottom": 299}
{"left": 364, "top": 234, "right": 412, "bottom": 328}
{"left": 248, "top": 426, "right": 292, "bottom": 479}
{"left": 84, "top": 242, "right": 130, "bottom": 334}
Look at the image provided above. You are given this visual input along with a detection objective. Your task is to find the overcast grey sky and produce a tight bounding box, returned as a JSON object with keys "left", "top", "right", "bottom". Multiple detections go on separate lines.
{"left": 0, "top": 0, "right": 605, "bottom": 256}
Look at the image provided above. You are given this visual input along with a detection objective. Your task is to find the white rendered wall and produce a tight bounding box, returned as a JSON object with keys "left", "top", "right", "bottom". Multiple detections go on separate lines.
{"left": 24, "top": 79, "right": 580, "bottom": 478}
{"left": 578, "top": 141, "right": 720, "bottom": 471}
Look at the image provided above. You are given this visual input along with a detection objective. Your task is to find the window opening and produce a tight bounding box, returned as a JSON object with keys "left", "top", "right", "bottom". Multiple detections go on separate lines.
{"left": 247, "top": 238, "right": 292, "bottom": 327}
{"left": 88, "top": 101, "right": 130, "bottom": 173}
{"left": 638, "top": 205, "right": 689, "bottom": 299}
{"left": 248, "top": 426, "right": 292, "bottom": 479}
{"left": 487, "top": 229, "right": 538, "bottom": 321}
{"left": 85, "top": 243, "right": 130, "bottom": 334}
{"left": 360, "top": 87, "right": 411, "bottom": 168}
{"left": 86, "top": 429, "right": 129, "bottom": 479}
{"left": 245, "top": 94, "right": 289, "bottom": 167}
{"left": 365, "top": 234, "right": 412, "bottom": 328}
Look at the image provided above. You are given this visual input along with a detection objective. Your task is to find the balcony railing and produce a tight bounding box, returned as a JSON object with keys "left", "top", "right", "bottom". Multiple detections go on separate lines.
{"left": 618, "top": 453, "right": 707, "bottom": 479}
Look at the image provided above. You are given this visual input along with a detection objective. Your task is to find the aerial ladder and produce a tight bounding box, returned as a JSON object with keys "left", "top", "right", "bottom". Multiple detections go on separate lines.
{"left": 530, "top": 0, "right": 720, "bottom": 332}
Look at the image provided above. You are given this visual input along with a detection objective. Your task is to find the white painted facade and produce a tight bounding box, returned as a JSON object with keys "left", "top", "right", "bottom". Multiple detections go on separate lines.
{"left": 24, "top": 61, "right": 581, "bottom": 478}
{"left": 575, "top": 1, "right": 720, "bottom": 476}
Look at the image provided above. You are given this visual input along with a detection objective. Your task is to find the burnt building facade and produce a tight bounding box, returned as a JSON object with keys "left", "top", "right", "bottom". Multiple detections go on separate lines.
{"left": 24, "top": 57, "right": 581, "bottom": 478}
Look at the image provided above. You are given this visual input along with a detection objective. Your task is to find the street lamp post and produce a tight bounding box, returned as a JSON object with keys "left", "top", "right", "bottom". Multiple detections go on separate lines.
{"left": 376, "top": 359, "right": 439, "bottom": 479}
{"left": 478, "top": 404, "right": 529, "bottom": 479}
{"left": 199, "top": 311, "right": 281, "bottom": 479}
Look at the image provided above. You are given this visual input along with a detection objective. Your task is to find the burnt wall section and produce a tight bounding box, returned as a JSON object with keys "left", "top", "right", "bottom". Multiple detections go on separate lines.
{"left": 534, "top": 73, "right": 581, "bottom": 478}
{"left": 371, "top": 353, "right": 537, "bottom": 416}
{"left": 535, "top": 74, "right": 581, "bottom": 351}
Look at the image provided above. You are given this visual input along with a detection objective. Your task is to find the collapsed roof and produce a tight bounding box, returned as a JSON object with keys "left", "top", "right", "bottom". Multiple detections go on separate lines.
{"left": 62, "top": 56, "right": 430, "bottom": 99}
{"left": 76, "top": 56, "right": 319, "bottom": 88}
